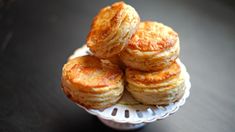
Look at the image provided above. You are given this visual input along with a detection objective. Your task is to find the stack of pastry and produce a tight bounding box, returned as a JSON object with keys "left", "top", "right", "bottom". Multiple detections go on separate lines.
{"left": 122, "top": 21, "right": 185, "bottom": 105}
{"left": 61, "top": 1, "right": 186, "bottom": 109}
{"left": 61, "top": 1, "right": 139, "bottom": 109}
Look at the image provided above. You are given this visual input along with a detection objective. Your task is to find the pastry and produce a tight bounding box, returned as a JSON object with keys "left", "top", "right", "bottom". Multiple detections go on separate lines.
{"left": 87, "top": 1, "right": 140, "bottom": 58}
{"left": 125, "top": 60, "right": 185, "bottom": 105}
{"left": 120, "top": 21, "right": 179, "bottom": 71}
{"left": 61, "top": 55, "right": 124, "bottom": 109}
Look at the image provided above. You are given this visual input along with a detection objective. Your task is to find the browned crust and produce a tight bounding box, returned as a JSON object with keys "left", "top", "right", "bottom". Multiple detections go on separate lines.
{"left": 127, "top": 21, "right": 178, "bottom": 52}
{"left": 62, "top": 55, "right": 123, "bottom": 89}
{"left": 87, "top": 2, "right": 126, "bottom": 47}
{"left": 86, "top": 1, "right": 140, "bottom": 58}
{"left": 126, "top": 61, "right": 181, "bottom": 85}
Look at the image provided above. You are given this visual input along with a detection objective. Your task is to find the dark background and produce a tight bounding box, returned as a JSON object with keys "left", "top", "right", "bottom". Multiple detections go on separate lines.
{"left": 0, "top": 0, "right": 235, "bottom": 131}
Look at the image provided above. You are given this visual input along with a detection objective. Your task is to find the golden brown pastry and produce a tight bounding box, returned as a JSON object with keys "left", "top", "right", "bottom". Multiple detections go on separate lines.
{"left": 87, "top": 1, "right": 140, "bottom": 58}
{"left": 61, "top": 55, "right": 124, "bottom": 109}
{"left": 120, "top": 21, "right": 179, "bottom": 71}
{"left": 125, "top": 60, "right": 185, "bottom": 105}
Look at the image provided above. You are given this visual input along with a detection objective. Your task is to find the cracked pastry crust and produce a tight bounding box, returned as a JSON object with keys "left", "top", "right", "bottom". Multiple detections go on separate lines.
{"left": 87, "top": 1, "right": 140, "bottom": 58}
{"left": 120, "top": 21, "right": 179, "bottom": 71}
{"left": 61, "top": 55, "right": 124, "bottom": 109}
{"left": 125, "top": 61, "right": 185, "bottom": 105}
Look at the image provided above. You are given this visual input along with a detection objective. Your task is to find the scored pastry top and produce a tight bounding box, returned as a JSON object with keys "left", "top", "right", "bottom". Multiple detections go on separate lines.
{"left": 127, "top": 21, "right": 178, "bottom": 52}
{"left": 62, "top": 55, "right": 123, "bottom": 89}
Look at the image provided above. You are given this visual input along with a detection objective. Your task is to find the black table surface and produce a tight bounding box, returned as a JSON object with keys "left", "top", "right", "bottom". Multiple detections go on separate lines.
{"left": 0, "top": 0, "right": 235, "bottom": 132}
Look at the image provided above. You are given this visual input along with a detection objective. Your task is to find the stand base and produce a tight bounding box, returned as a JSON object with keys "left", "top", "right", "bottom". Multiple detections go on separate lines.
{"left": 98, "top": 117, "right": 146, "bottom": 130}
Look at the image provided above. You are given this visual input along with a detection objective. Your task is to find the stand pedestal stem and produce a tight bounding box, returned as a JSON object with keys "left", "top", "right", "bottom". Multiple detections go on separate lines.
{"left": 98, "top": 117, "right": 146, "bottom": 130}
